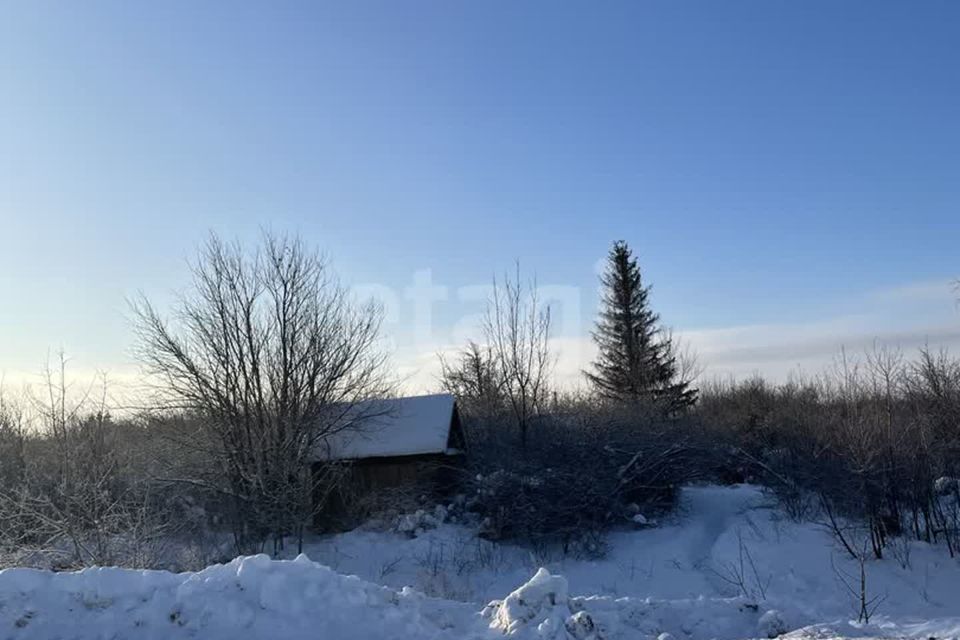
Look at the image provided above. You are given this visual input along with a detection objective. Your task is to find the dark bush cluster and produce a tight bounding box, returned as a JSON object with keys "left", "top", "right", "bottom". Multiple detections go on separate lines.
{"left": 698, "top": 347, "right": 960, "bottom": 558}
{"left": 456, "top": 396, "right": 707, "bottom": 555}
{"left": 0, "top": 366, "right": 222, "bottom": 570}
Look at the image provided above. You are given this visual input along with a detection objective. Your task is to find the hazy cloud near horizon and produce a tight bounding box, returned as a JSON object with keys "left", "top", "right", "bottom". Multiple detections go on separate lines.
{"left": 3, "top": 278, "right": 958, "bottom": 399}
{"left": 395, "top": 278, "right": 960, "bottom": 392}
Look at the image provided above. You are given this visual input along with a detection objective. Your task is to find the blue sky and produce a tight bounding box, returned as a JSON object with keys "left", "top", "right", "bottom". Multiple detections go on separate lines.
{"left": 1, "top": 1, "right": 959, "bottom": 390}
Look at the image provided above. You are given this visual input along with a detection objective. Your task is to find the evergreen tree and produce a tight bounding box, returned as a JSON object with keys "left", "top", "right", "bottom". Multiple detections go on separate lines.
{"left": 585, "top": 241, "right": 697, "bottom": 412}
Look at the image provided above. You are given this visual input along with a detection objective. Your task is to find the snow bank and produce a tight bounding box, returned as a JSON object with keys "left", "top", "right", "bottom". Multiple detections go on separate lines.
{"left": 481, "top": 566, "right": 789, "bottom": 640}
{"left": 0, "top": 554, "right": 469, "bottom": 640}
{"left": 0, "top": 557, "right": 788, "bottom": 640}
{"left": 3, "top": 556, "right": 958, "bottom": 640}
{"left": 484, "top": 567, "right": 572, "bottom": 636}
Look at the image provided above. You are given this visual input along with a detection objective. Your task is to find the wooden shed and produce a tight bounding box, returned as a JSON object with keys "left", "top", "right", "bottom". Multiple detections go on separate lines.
{"left": 311, "top": 393, "right": 466, "bottom": 527}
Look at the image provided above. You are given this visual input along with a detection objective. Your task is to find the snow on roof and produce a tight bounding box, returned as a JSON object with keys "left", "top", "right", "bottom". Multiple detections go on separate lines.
{"left": 313, "top": 393, "right": 459, "bottom": 461}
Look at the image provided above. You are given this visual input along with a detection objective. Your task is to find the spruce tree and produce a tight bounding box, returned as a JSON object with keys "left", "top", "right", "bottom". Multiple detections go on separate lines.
{"left": 585, "top": 241, "right": 697, "bottom": 412}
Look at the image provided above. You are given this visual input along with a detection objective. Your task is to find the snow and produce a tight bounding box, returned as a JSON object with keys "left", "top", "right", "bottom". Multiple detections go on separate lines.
{"left": 0, "top": 554, "right": 472, "bottom": 640}
{"left": 934, "top": 476, "right": 958, "bottom": 495}
{"left": 484, "top": 567, "right": 570, "bottom": 635}
{"left": 312, "top": 393, "right": 459, "bottom": 460}
{"left": 396, "top": 505, "right": 450, "bottom": 536}
{"left": 290, "top": 485, "right": 960, "bottom": 637}
{"left": 758, "top": 609, "right": 788, "bottom": 638}
{"left": 3, "top": 485, "right": 960, "bottom": 639}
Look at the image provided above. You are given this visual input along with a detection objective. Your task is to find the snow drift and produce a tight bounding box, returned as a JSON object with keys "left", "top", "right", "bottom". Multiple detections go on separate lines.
{"left": 0, "top": 557, "right": 790, "bottom": 640}
{"left": 0, "top": 554, "right": 470, "bottom": 640}
{"left": 481, "top": 567, "right": 788, "bottom": 640}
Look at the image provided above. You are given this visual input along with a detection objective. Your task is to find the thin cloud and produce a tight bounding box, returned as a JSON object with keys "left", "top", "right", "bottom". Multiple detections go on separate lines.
{"left": 398, "top": 278, "right": 960, "bottom": 391}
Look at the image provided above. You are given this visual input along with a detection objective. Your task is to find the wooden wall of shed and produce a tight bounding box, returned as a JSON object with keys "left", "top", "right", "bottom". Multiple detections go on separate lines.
{"left": 314, "top": 454, "right": 464, "bottom": 530}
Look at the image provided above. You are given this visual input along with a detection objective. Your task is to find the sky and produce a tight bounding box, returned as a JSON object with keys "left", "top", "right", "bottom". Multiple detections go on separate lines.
{"left": 1, "top": 1, "right": 959, "bottom": 394}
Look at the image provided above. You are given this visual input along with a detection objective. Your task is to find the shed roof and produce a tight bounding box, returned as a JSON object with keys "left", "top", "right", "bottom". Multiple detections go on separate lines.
{"left": 313, "top": 393, "right": 460, "bottom": 461}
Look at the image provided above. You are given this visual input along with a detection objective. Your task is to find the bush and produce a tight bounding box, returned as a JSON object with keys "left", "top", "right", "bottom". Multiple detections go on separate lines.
{"left": 0, "top": 365, "right": 224, "bottom": 571}
{"left": 459, "top": 398, "right": 705, "bottom": 555}
{"left": 697, "top": 346, "right": 960, "bottom": 558}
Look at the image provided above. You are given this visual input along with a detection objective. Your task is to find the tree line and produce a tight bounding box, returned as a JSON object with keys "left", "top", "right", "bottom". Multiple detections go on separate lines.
{"left": 1, "top": 230, "right": 958, "bottom": 568}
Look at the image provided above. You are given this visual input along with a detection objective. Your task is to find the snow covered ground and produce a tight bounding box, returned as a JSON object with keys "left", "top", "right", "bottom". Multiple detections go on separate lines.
{"left": 1, "top": 485, "right": 958, "bottom": 639}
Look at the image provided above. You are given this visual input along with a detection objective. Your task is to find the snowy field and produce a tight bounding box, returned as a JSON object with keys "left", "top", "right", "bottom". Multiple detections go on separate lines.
{"left": 1, "top": 485, "right": 958, "bottom": 639}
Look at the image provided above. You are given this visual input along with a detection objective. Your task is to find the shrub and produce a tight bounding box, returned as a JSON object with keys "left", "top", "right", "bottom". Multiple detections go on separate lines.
{"left": 697, "top": 346, "right": 960, "bottom": 558}
{"left": 459, "top": 399, "right": 704, "bottom": 555}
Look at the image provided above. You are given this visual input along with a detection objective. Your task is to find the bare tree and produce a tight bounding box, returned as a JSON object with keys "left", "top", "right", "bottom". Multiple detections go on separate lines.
{"left": 831, "top": 539, "right": 886, "bottom": 624}
{"left": 662, "top": 329, "right": 703, "bottom": 412}
{"left": 0, "top": 385, "right": 26, "bottom": 490}
{"left": 0, "top": 354, "right": 176, "bottom": 569}
{"left": 482, "top": 264, "right": 553, "bottom": 450}
{"left": 131, "top": 232, "right": 392, "bottom": 553}
{"left": 438, "top": 341, "right": 504, "bottom": 422}
{"left": 700, "top": 336, "right": 960, "bottom": 560}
